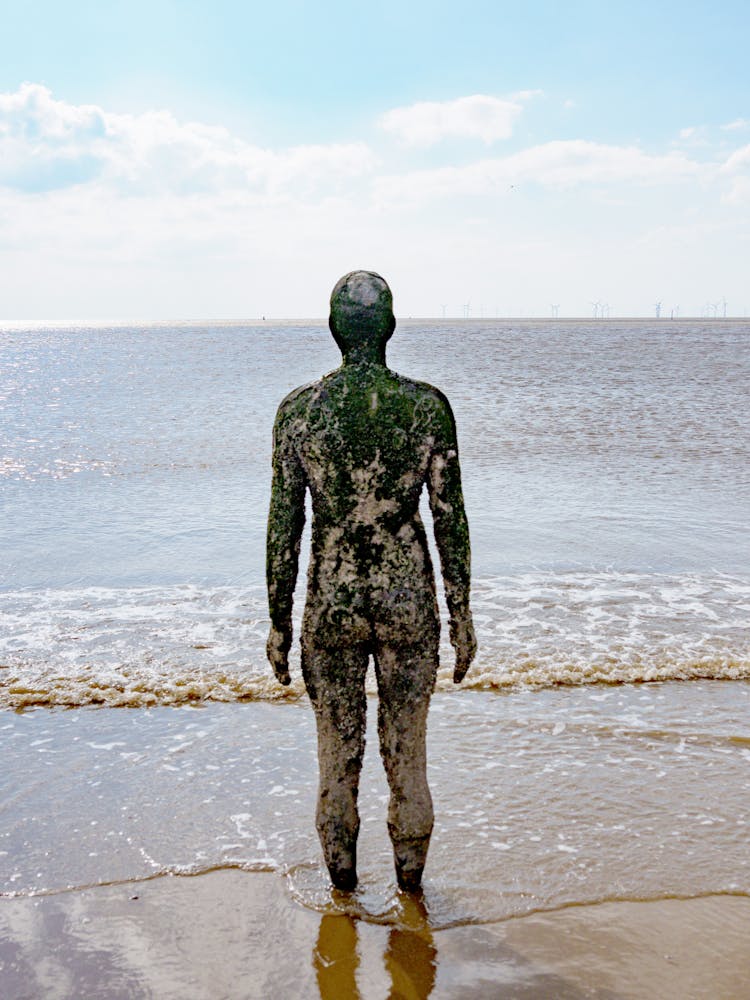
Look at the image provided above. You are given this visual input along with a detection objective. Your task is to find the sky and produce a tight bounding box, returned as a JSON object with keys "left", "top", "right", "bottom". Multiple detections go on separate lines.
{"left": 1, "top": 0, "right": 749, "bottom": 318}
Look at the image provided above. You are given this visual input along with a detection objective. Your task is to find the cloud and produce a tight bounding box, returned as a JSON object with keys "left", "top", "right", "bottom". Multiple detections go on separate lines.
{"left": 0, "top": 83, "right": 108, "bottom": 191}
{"left": 0, "top": 83, "right": 747, "bottom": 318}
{"left": 0, "top": 84, "right": 711, "bottom": 210}
{"left": 720, "top": 143, "right": 750, "bottom": 203}
{"left": 721, "top": 176, "right": 750, "bottom": 204}
{"left": 721, "top": 144, "right": 750, "bottom": 173}
{"left": 375, "top": 140, "right": 703, "bottom": 204}
{"left": 675, "top": 125, "right": 712, "bottom": 148}
{"left": 721, "top": 118, "right": 749, "bottom": 131}
{"left": 0, "top": 83, "right": 375, "bottom": 195}
{"left": 379, "top": 93, "right": 533, "bottom": 146}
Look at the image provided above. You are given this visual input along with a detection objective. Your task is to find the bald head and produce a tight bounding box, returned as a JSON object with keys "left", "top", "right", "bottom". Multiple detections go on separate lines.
{"left": 329, "top": 270, "right": 395, "bottom": 363}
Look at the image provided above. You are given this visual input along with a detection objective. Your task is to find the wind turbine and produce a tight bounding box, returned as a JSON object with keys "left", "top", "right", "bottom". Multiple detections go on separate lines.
{"left": 721, "top": 297, "right": 728, "bottom": 318}
{"left": 463, "top": 302, "right": 471, "bottom": 319}
{"left": 440, "top": 304, "right": 447, "bottom": 319}
{"left": 550, "top": 303, "right": 559, "bottom": 318}
{"left": 654, "top": 301, "right": 662, "bottom": 319}
{"left": 590, "top": 300, "right": 601, "bottom": 319}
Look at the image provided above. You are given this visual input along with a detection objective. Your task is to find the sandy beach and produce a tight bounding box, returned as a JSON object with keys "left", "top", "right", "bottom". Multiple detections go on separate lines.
{"left": 2, "top": 870, "right": 749, "bottom": 999}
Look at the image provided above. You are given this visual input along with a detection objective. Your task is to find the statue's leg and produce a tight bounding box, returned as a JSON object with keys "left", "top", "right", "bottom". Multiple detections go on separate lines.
{"left": 373, "top": 638, "right": 437, "bottom": 891}
{"left": 301, "top": 640, "right": 369, "bottom": 891}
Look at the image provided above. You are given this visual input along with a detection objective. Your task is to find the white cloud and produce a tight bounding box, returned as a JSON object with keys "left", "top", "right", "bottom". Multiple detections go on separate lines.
{"left": 722, "top": 176, "right": 750, "bottom": 204}
{"left": 721, "top": 118, "right": 749, "bottom": 131}
{"left": 0, "top": 83, "right": 747, "bottom": 318}
{"left": 379, "top": 93, "right": 532, "bottom": 146}
{"left": 375, "top": 140, "right": 703, "bottom": 204}
{"left": 721, "top": 143, "right": 750, "bottom": 173}
{"left": 719, "top": 143, "right": 750, "bottom": 203}
{"left": 0, "top": 82, "right": 109, "bottom": 190}
{"left": 0, "top": 83, "right": 374, "bottom": 195}
{"left": 0, "top": 81, "right": 107, "bottom": 141}
{"left": 674, "top": 125, "right": 712, "bottom": 149}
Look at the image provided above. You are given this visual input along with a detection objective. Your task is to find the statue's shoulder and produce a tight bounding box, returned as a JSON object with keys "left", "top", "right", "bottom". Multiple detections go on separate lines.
{"left": 391, "top": 371, "right": 456, "bottom": 422}
{"left": 273, "top": 373, "right": 341, "bottom": 441}
{"left": 275, "top": 376, "right": 325, "bottom": 418}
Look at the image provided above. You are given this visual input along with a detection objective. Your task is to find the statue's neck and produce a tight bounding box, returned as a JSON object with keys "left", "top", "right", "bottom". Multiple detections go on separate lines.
{"left": 341, "top": 346, "right": 387, "bottom": 367}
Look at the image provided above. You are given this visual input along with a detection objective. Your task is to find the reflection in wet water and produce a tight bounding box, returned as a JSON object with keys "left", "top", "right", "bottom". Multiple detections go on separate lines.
{"left": 383, "top": 912, "right": 437, "bottom": 1000}
{"left": 313, "top": 894, "right": 437, "bottom": 1000}
{"left": 315, "top": 914, "right": 360, "bottom": 999}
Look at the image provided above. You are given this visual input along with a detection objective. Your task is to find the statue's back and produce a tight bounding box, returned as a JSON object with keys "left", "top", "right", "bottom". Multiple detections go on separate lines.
{"left": 265, "top": 271, "right": 476, "bottom": 893}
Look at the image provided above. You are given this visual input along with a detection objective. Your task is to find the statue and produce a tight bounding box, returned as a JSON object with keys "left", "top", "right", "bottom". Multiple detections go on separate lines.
{"left": 266, "top": 271, "right": 476, "bottom": 891}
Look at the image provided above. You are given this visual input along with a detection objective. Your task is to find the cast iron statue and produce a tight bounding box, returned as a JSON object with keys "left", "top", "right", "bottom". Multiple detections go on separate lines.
{"left": 266, "top": 270, "right": 476, "bottom": 891}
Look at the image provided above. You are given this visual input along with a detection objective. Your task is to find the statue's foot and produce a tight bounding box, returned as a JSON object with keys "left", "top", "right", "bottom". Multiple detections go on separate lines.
{"left": 328, "top": 864, "right": 357, "bottom": 892}
{"left": 391, "top": 834, "right": 430, "bottom": 893}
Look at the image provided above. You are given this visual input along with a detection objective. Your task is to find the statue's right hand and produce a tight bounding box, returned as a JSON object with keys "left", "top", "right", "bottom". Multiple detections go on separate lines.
{"left": 266, "top": 624, "right": 292, "bottom": 686}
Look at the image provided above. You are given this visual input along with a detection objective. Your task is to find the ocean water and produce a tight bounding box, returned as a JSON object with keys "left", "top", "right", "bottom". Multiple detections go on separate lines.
{"left": 1, "top": 318, "right": 749, "bottom": 926}
{"left": 1, "top": 318, "right": 748, "bottom": 705}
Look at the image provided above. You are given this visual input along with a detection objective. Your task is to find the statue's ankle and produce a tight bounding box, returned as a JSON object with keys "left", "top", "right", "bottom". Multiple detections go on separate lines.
{"left": 390, "top": 833, "right": 431, "bottom": 892}
{"left": 321, "top": 836, "right": 358, "bottom": 891}
{"left": 395, "top": 862, "right": 424, "bottom": 892}
{"left": 328, "top": 863, "right": 358, "bottom": 891}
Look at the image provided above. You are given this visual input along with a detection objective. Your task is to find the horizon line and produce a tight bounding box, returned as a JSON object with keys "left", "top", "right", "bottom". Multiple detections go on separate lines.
{"left": 1, "top": 315, "right": 748, "bottom": 326}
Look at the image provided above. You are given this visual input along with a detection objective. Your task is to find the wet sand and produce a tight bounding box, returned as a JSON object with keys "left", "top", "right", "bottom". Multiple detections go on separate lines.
{"left": 3, "top": 689, "right": 749, "bottom": 917}
{"left": 1, "top": 870, "right": 748, "bottom": 999}
{"left": 2, "top": 690, "right": 749, "bottom": 996}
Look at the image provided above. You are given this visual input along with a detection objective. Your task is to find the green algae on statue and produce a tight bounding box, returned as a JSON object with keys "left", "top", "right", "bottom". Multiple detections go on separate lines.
{"left": 266, "top": 271, "right": 476, "bottom": 892}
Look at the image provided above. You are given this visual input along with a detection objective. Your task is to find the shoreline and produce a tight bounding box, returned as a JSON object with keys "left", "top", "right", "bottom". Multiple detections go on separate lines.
{"left": 2, "top": 689, "right": 749, "bottom": 916}
{"left": 1, "top": 870, "right": 748, "bottom": 999}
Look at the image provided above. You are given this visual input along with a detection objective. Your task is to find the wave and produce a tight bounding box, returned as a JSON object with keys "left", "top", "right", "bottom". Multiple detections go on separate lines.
{"left": 2, "top": 658, "right": 747, "bottom": 710}
{"left": 1, "top": 573, "right": 748, "bottom": 708}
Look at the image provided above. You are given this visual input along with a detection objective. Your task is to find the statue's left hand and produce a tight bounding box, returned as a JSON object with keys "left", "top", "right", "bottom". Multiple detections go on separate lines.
{"left": 266, "top": 624, "right": 292, "bottom": 686}
{"left": 450, "top": 617, "right": 477, "bottom": 684}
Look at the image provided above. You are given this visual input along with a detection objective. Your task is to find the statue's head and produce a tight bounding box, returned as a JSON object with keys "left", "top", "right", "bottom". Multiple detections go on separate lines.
{"left": 329, "top": 270, "right": 395, "bottom": 361}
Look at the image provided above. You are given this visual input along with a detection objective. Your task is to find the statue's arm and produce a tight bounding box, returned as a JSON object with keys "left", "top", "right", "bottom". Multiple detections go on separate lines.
{"left": 426, "top": 395, "right": 477, "bottom": 683}
{"left": 266, "top": 405, "right": 307, "bottom": 685}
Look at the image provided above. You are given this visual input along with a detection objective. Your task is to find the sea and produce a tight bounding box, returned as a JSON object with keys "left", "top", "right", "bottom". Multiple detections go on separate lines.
{"left": 1, "top": 318, "right": 748, "bottom": 927}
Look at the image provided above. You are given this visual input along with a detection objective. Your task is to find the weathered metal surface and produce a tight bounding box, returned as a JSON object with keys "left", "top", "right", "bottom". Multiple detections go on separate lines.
{"left": 266, "top": 271, "right": 476, "bottom": 890}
